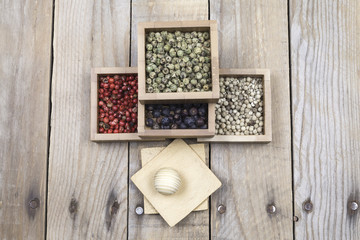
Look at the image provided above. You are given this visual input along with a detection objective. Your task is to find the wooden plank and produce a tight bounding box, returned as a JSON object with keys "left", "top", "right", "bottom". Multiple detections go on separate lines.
{"left": 290, "top": 0, "right": 360, "bottom": 239}
{"left": 129, "top": 1, "right": 209, "bottom": 237}
{"left": 47, "top": 1, "right": 130, "bottom": 239}
{"left": 210, "top": 0, "right": 293, "bottom": 239}
{"left": 0, "top": 1, "right": 53, "bottom": 239}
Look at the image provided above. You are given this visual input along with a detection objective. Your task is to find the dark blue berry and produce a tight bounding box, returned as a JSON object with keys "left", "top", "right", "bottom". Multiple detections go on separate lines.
{"left": 184, "top": 116, "right": 195, "bottom": 126}
{"left": 145, "top": 118, "right": 154, "bottom": 127}
{"left": 161, "top": 117, "right": 171, "bottom": 126}
{"left": 189, "top": 107, "right": 198, "bottom": 116}
{"left": 162, "top": 108, "right": 170, "bottom": 116}
{"left": 153, "top": 110, "right": 161, "bottom": 118}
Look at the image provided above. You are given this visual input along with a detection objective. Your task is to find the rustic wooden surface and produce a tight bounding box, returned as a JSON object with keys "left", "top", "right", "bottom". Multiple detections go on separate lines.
{"left": 291, "top": 0, "right": 360, "bottom": 239}
{"left": 0, "top": 0, "right": 53, "bottom": 239}
{"left": 209, "top": 0, "right": 293, "bottom": 239}
{"left": 1, "top": 0, "right": 359, "bottom": 239}
{"left": 47, "top": 0, "right": 130, "bottom": 239}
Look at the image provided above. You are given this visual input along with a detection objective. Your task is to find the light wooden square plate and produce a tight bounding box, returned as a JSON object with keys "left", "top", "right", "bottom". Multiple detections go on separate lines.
{"left": 131, "top": 139, "right": 221, "bottom": 227}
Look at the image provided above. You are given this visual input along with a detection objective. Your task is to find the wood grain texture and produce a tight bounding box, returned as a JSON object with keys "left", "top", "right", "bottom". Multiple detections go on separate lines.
{"left": 129, "top": 1, "right": 209, "bottom": 237}
{"left": 210, "top": 0, "right": 293, "bottom": 239}
{"left": 47, "top": 0, "right": 130, "bottom": 239}
{"left": 0, "top": 0, "right": 53, "bottom": 239}
{"left": 291, "top": 0, "right": 360, "bottom": 239}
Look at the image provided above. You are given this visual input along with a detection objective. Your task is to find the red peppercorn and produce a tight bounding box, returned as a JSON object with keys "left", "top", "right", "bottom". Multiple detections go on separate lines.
{"left": 98, "top": 74, "right": 138, "bottom": 134}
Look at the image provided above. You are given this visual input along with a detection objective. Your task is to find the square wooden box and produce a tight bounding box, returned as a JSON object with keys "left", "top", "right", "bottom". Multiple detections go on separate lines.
{"left": 137, "top": 102, "right": 216, "bottom": 138}
{"left": 137, "top": 20, "right": 219, "bottom": 103}
{"left": 90, "top": 67, "right": 163, "bottom": 142}
{"left": 197, "top": 69, "right": 272, "bottom": 143}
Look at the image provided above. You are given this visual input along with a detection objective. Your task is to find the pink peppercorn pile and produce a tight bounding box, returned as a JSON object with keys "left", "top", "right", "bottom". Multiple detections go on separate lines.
{"left": 98, "top": 74, "right": 138, "bottom": 133}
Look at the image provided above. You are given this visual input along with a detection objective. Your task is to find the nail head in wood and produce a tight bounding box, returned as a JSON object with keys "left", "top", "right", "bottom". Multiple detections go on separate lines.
{"left": 350, "top": 201, "right": 358, "bottom": 211}
{"left": 266, "top": 204, "right": 276, "bottom": 214}
{"left": 135, "top": 206, "right": 144, "bottom": 215}
{"left": 217, "top": 204, "right": 226, "bottom": 214}
{"left": 303, "top": 200, "right": 313, "bottom": 212}
{"left": 29, "top": 198, "right": 40, "bottom": 209}
{"left": 293, "top": 216, "right": 299, "bottom": 222}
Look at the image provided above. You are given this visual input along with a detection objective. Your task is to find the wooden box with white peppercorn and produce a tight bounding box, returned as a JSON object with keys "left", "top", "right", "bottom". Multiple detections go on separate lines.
{"left": 197, "top": 69, "right": 272, "bottom": 142}
{"left": 137, "top": 20, "right": 220, "bottom": 103}
{"left": 90, "top": 67, "right": 164, "bottom": 142}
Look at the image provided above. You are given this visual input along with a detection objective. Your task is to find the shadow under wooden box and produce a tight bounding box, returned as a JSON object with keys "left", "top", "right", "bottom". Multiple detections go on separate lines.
{"left": 90, "top": 67, "right": 164, "bottom": 142}
{"left": 137, "top": 20, "right": 219, "bottom": 103}
{"left": 197, "top": 69, "right": 272, "bottom": 143}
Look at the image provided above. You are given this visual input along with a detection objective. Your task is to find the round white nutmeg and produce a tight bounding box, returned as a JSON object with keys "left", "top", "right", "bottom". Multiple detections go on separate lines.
{"left": 154, "top": 168, "right": 182, "bottom": 195}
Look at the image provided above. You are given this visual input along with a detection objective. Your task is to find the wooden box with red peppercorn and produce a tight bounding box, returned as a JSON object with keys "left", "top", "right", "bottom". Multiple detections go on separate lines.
{"left": 197, "top": 69, "right": 272, "bottom": 142}
{"left": 91, "top": 67, "right": 164, "bottom": 141}
{"left": 137, "top": 20, "right": 220, "bottom": 103}
{"left": 137, "top": 102, "right": 216, "bottom": 138}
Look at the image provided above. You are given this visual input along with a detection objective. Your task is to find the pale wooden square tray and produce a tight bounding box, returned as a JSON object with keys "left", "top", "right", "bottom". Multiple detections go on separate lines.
{"left": 131, "top": 139, "right": 221, "bottom": 227}
{"left": 141, "top": 144, "right": 208, "bottom": 214}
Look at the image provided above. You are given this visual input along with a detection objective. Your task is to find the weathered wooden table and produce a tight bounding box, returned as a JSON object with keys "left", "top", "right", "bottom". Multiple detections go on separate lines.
{"left": 1, "top": 0, "right": 359, "bottom": 239}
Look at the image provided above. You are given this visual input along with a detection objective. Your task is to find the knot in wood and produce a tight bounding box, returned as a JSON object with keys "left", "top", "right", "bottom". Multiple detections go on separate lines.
{"left": 29, "top": 198, "right": 40, "bottom": 209}
{"left": 110, "top": 201, "right": 119, "bottom": 216}
{"left": 69, "top": 198, "right": 78, "bottom": 214}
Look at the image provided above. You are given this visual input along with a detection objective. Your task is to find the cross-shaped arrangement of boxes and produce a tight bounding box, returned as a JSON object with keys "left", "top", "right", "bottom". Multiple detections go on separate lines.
{"left": 91, "top": 20, "right": 272, "bottom": 143}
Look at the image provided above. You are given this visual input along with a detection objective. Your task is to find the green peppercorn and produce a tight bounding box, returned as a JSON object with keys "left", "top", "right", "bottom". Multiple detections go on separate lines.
{"left": 177, "top": 50, "right": 184, "bottom": 57}
{"left": 170, "top": 84, "right": 177, "bottom": 92}
{"left": 203, "top": 32, "right": 210, "bottom": 40}
{"left": 158, "top": 83, "right": 165, "bottom": 90}
{"left": 193, "top": 65, "right": 200, "bottom": 73}
{"left": 149, "top": 72, "right": 156, "bottom": 79}
{"left": 146, "top": 78, "right": 152, "bottom": 84}
{"left": 196, "top": 73, "right": 202, "bottom": 80}
{"left": 164, "top": 88, "right": 172, "bottom": 92}
{"left": 190, "top": 79, "right": 197, "bottom": 85}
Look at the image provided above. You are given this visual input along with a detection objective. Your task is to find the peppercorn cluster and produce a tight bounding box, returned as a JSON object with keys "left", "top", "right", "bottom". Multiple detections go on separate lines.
{"left": 145, "top": 104, "right": 208, "bottom": 129}
{"left": 98, "top": 75, "right": 138, "bottom": 134}
{"left": 215, "top": 77, "right": 264, "bottom": 135}
{"left": 145, "top": 30, "right": 212, "bottom": 93}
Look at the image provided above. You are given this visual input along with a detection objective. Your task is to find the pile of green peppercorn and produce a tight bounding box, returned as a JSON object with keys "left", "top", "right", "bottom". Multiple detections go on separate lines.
{"left": 145, "top": 30, "right": 212, "bottom": 93}
{"left": 145, "top": 104, "right": 208, "bottom": 129}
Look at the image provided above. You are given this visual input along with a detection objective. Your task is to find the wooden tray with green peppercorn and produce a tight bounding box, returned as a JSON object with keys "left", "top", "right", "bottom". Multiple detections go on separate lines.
{"left": 137, "top": 20, "right": 219, "bottom": 103}
{"left": 197, "top": 69, "right": 272, "bottom": 142}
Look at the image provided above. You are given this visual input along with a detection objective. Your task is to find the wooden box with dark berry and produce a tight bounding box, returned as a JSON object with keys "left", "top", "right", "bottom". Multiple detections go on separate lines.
{"left": 137, "top": 102, "right": 215, "bottom": 138}
{"left": 197, "top": 69, "right": 272, "bottom": 142}
{"left": 90, "top": 67, "right": 164, "bottom": 141}
{"left": 137, "top": 20, "right": 220, "bottom": 103}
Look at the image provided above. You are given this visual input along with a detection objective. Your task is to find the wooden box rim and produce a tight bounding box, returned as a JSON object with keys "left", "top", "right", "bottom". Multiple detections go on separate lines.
{"left": 137, "top": 20, "right": 219, "bottom": 103}
{"left": 197, "top": 68, "right": 272, "bottom": 143}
